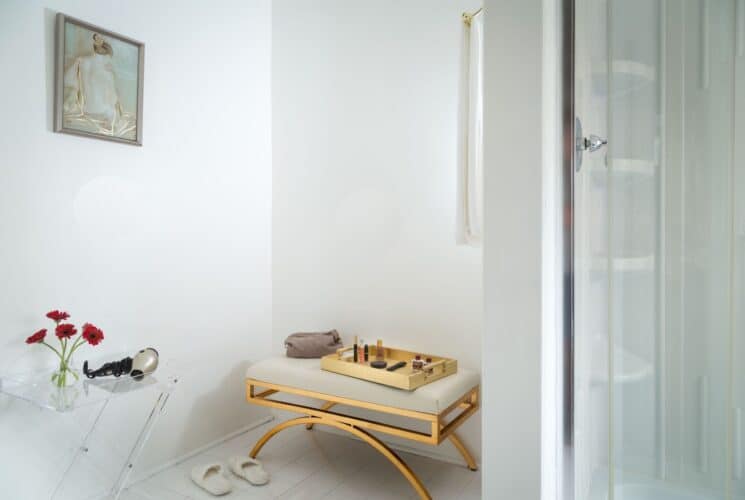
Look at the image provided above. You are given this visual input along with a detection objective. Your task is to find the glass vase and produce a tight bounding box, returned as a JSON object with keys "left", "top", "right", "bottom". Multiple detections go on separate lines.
{"left": 52, "top": 358, "right": 79, "bottom": 388}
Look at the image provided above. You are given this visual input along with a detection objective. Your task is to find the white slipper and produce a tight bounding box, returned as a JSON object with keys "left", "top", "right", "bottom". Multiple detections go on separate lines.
{"left": 190, "top": 463, "right": 233, "bottom": 496}
{"left": 229, "top": 456, "right": 270, "bottom": 486}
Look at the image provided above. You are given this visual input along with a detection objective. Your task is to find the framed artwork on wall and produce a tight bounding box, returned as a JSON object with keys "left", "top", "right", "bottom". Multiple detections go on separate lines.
{"left": 54, "top": 13, "right": 144, "bottom": 146}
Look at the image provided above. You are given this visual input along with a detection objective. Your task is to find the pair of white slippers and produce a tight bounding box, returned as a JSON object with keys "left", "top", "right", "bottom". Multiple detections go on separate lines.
{"left": 190, "top": 456, "right": 269, "bottom": 496}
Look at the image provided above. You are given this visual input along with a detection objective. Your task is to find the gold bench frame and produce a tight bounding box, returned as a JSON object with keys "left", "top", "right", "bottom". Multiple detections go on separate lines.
{"left": 246, "top": 379, "right": 479, "bottom": 500}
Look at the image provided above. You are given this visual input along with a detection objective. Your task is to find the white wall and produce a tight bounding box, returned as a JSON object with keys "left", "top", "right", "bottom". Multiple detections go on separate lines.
{"left": 483, "top": 0, "right": 545, "bottom": 499}
{"left": 0, "top": 1, "right": 272, "bottom": 497}
{"left": 271, "top": 0, "right": 483, "bottom": 463}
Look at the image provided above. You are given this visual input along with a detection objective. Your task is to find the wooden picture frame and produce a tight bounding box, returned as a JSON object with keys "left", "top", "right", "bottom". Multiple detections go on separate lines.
{"left": 54, "top": 13, "right": 144, "bottom": 146}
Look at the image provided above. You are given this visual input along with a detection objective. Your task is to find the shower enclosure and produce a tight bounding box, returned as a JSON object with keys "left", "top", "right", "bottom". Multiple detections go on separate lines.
{"left": 565, "top": 0, "right": 745, "bottom": 499}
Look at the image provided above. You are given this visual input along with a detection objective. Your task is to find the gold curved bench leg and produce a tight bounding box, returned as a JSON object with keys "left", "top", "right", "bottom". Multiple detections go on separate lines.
{"left": 250, "top": 416, "right": 432, "bottom": 500}
{"left": 306, "top": 402, "right": 336, "bottom": 430}
{"left": 448, "top": 432, "right": 478, "bottom": 471}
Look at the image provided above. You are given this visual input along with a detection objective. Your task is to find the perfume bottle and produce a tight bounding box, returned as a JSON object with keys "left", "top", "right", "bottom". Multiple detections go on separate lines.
{"left": 412, "top": 355, "right": 423, "bottom": 371}
{"left": 358, "top": 338, "right": 365, "bottom": 364}
{"left": 376, "top": 339, "right": 384, "bottom": 361}
{"left": 353, "top": 335, "right": 358, "bottom": 363}
{"left": 425, "top": 357, "right": 433, "bottom": 374}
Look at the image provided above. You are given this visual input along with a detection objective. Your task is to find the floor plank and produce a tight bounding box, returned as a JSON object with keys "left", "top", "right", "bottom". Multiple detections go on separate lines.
{"left": 128, "top": 421, "right": 482, "bottom": 499}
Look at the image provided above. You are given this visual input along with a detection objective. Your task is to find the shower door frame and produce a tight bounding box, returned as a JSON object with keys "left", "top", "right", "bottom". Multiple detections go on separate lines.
{"left": 558, "top": 1, "right": 576, "bottom": 500}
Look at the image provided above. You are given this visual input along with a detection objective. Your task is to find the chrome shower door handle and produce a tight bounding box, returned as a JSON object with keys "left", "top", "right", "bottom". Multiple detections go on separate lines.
{"left": 584, "top": 134, "right": 608, "bottom": 153}
{"left": 575, "top": 117, "right": 608, "bottom": 172}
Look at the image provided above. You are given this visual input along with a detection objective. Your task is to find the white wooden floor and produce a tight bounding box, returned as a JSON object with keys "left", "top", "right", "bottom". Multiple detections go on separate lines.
{"left": 121, "top": 420, "right": 481, "bottom": 500}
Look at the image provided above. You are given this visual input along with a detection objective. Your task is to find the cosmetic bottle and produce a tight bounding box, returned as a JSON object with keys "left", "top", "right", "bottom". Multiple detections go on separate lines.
{"left": 413, "top": 355, "right": 423, "bottom": 371}
{"left": 425, "top": 357, "right": 433, "bottom": 374}
{"left": 358, "top": 339, "right": 365, "bottom": 364}
{"left": 353, "top": 335, "right": 358, "bottom": 363}
{"left": 376, "top": 339, "right": 384, "bottom": 361}
{"left": 364, "top": 344, "right": 369, "bottom": 362}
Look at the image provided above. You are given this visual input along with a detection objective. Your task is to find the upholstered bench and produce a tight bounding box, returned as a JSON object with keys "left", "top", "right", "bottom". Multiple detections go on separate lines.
{"left": 245, "top": 356, "right": 480, "bottom": 500}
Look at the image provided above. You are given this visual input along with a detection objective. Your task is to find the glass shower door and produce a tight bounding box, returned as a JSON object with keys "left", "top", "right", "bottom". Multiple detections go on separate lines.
{"left": 572, "top": 1, "right": 742, "bottom": 499}
{"left": 606, "top": 1, "right": 663, "bottom": 496}
{"left": 733, "top": 4, "right": 745, "bottom": 497}
{"left": 573, "top": 0, "right": 612, "bottom": 498}
{"left": 653, "top": 3, "right": 736, "bottom": 498}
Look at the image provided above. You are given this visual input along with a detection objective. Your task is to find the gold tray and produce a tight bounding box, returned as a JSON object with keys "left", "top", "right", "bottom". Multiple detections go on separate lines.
{"left": 321, "top": 345, "right": 457, "bottom": 391}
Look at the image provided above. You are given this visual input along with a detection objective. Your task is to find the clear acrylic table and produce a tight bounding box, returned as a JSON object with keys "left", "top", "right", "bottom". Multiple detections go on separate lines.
{"left": 0, "top": 366, "right": 177, "bottom": 500}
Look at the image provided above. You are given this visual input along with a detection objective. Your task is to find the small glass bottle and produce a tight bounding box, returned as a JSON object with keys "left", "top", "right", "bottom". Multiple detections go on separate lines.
{"left": 376, "top": 339, "right": 384, "bottom": 361}
{"left": 413, "top": 355, "right": 423, "bottom": 371}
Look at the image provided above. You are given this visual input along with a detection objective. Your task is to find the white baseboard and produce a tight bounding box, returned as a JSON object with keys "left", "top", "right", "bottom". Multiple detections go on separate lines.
{"left": 267, "top": 408, "right": 479, "bottom": 468}
{"left": 130, "top": 415, "right": 275, "bottom": 485}
{"left": 386, "top": 437, "right": 478, "bottom": 468}
{"left": 268, "top": 407, "right": 479, "bottom": 468}
{"left": 313, "top": 425, "right": 480, "bottom": 469}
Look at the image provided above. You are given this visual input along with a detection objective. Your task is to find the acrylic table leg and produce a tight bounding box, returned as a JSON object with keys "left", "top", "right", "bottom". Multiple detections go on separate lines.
{"left": 51, "top": 399, "right": 111, "bottom": 500}
{"left": 109, "top": 391, "right": 171, "bottom": 499}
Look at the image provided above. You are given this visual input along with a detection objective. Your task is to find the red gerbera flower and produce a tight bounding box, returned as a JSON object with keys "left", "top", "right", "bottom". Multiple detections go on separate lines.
{"left": 25, "top": 329, "right": 47, "bottom": 344}
{"left": 81, "top": 323, "right": 104, "bottom": 346}
{"left": 46, "top": 310, "right": 70, "bottom": 322}
{"left": 55, "top": 323, "right": 77, "bottom": 339}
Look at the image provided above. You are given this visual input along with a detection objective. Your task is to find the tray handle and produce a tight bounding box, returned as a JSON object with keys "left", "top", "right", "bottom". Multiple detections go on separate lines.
{"left": 336, "top": 346, "right": 354, "bottom": 359}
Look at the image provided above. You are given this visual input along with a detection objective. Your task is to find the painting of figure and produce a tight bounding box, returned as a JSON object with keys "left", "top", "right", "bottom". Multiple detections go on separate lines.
{"left": 54, "top": 14, "right": 144, "bottom": 145}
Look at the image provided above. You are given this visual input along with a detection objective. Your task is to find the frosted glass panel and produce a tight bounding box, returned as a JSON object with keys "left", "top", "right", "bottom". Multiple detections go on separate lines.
{"left": 607, "top": 2, "right": 661, "bottom": 493}
{"left": 732, "top": 3, "right": 745, "bottom": 497}
{"left": 574, "top": 0, "right": 611, "bottom": 498}
{"left": 574, "top": 1, "right": 741, "bottom": 499}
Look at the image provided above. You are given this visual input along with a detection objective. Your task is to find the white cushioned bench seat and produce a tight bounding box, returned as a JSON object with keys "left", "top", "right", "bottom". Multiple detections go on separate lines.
{"left": 246, "top": 356, "right": 479, "bottom": 415}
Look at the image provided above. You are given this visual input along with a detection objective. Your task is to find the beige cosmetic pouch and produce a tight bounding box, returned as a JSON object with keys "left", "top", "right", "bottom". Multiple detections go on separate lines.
{"left": 284, "top": 330, "right": 343, "bottom": 358}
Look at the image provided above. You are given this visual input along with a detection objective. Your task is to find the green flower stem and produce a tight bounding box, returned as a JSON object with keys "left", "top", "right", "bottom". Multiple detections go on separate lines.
{"left": 59, "top": 338, "right": 67, "bottom": 367}
{"left": 42, "top": 336, "right": 85, "bottom": 388}
{"left": 54, "top": 358, "right": 68, "bottom": 388}
{"left": 68, "top": 336, "right": 86, "bottom": 357}
{"left": 40, "top": 341, "right": 63, "bottom": 360}
{"left": 53, "top": 359, "right": 78, "bottom": 388}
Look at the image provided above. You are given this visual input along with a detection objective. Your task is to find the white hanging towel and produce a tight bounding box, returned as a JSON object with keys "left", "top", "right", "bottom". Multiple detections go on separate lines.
{"left": 456, "top": 10, "right": 484, "bottom": 246}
